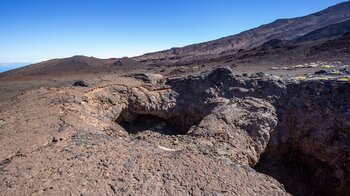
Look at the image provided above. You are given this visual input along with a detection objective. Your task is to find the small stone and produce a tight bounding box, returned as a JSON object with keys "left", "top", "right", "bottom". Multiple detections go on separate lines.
{"left": 73, "top": 80, "right": 89, "bottom": 87}
{"left": 314, "top": 70, "right": 327, "bottom": 75}
{"left": 52, "top": 137, "right": 58, "bottom": 143}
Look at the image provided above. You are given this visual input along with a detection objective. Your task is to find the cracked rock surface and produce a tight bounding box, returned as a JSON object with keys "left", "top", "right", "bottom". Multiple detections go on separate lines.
{"left": 1, "top": 67, "right": 349, "bottom": 195}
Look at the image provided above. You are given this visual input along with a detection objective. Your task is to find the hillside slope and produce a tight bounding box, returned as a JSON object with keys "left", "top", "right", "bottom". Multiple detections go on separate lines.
{"left": 292, "top": 19, "right": 350, "bottom": 43}
{"left": 133, "top": 1, "right": 350, "bottom": 66}
{"left": 0, "top": 56, "right": 146, "bottom": 80}
{"left": 230, "top": 23, "right": 350, "bottom": 66}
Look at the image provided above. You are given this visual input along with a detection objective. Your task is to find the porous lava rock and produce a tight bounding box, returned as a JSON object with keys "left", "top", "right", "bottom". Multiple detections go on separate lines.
{"left": 1, "top": 67, "right": 349, "bottom": 195}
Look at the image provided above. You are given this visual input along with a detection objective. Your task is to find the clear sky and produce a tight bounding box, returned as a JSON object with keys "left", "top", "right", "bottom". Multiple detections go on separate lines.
{"left": 0, "top": 0, "right": 347, "bottom": 64}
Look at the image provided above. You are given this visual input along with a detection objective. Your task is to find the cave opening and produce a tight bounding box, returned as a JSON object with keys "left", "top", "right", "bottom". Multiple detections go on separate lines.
{"left": 254, "top": 143, "right": 344, "bottom": 196}
{"left": 116, "top": 109, "right": 203, "bottom": 135}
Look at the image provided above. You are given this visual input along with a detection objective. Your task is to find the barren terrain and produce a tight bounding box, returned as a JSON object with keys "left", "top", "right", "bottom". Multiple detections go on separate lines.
{"left": 1, "top": 67, "right": 350, "bottom": 195}
{"left": 1, "top": 2, "right": 350, "bottom": 195}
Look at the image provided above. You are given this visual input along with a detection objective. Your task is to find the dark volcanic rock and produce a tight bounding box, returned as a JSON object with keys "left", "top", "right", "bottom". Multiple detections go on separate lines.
{"left": 314, "top": 70, "right": 328, "bottom": 75}
{"left": 1, "top": 67, "right": 350, "bottom": 195}
{"left": 72, "top": 80, "right": 90, "bottom": 87}
{"left": 123, "top": 73, "right": 164, "bottom": 84}
{"left": 256, "top": 81, "right": 350, "bottom": 195}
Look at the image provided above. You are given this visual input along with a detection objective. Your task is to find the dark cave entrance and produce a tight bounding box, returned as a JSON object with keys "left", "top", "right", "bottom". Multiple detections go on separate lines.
{"left": 116, "top": 109, "right": 204, "bottom": 135}
{"left": 117, "top": 114, "right": 181, "bottom": 135}
{"left": 252, "top": 89, "right": 350, "bottom": 196}
{"left": 254, "top": 143, "right": 344, "bottom": 196}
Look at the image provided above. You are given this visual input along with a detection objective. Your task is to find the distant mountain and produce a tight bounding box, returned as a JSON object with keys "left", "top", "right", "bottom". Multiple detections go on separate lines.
{"left": 0, "top": 62, "right": 31, "bottom": 73}
{"left": 2, "top": 1, "right": 350, "bottom": 80}
{"left": 292, "top": 19, "right": 350, "bottom": 43}
{"left": 133, "top": 1, "right": 350, "bottom": 66}
{"left": 220, "top": 22, "right": 350, "bottom": 67}
{"left": 307, "top": 32, "right": 350, "bottom": 56}
{"left": 0, "top": 56, "right": 146, "bottom": 80}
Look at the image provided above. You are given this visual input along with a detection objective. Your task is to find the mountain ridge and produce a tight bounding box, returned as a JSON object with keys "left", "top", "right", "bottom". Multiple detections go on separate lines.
{"left": 1, "top": 1, "right": 350, "bottom": 79}
{"left": 0, "top": 56, "right": 146, "bottom": 80}
{"left": 133, "top": 1, "right": 350, "bottom": 66}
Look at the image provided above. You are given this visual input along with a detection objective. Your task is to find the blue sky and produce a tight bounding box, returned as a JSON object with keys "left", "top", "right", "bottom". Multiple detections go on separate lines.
{"left": 0, "top": 0, "right": 346, "bottom": 66}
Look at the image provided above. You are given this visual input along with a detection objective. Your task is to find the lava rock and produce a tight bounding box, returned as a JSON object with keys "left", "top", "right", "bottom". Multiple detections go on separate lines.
{"left": 124, "top": 73, "right": 164, "bottom": 84}
{"left": 4, "top": 66, "right": 350, "bottom": 195}
{"left": 73, "top": 80, "right": 90, "bottom": 87}
{"left": 251, "top": 72, "right": 265, "bottom": 78}
{"left": 206, "top": 67, "right": 234, "bottom": 85}
{"left": 314, "top": 70, "right": 327, "bottom": 75}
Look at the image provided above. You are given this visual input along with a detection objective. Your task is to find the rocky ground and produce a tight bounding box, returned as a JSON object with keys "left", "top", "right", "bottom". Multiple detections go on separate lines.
{"left": 0, "top": 67, "right": 349, "bottom": 195}
{"left": 1, "top": 2, "right": 349, "bottom": 195}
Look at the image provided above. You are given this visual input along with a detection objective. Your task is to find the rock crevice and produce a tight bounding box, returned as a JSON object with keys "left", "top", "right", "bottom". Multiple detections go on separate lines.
{"left": 1, "top": 67, "right": 350, "bottom": 195}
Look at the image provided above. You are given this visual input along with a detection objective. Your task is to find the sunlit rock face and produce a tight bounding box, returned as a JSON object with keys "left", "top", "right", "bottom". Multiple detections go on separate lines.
{"left": 1, "top": 67, "right": 350, "bottom": 195}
